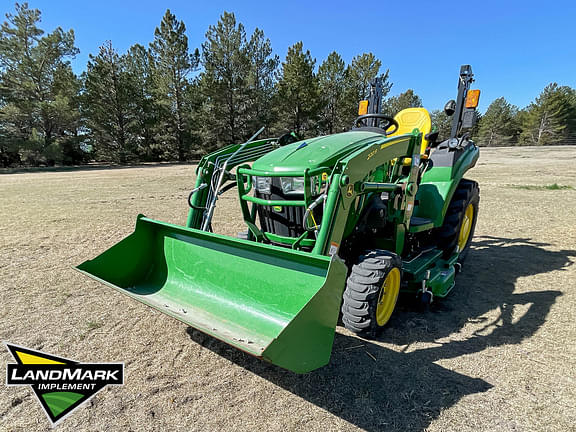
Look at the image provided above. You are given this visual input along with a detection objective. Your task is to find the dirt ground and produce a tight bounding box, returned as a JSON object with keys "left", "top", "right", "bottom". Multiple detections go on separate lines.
{"left": 1, "top": 146, "right": 575, "bottom": 432}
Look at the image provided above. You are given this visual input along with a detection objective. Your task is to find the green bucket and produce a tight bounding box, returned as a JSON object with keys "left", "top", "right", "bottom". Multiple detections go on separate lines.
{"left": 76, "top": 215, "right": 347, "bottom": 373}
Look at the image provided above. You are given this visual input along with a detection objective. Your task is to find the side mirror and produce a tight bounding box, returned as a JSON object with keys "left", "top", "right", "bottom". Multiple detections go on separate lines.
{"left": 444, "top": 100, "right": 456, "bottom": 116}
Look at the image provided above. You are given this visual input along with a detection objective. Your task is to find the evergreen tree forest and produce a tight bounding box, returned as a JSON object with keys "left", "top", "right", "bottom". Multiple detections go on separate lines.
{"left": 1, "top": 3, "right": 575, "bottom": 167}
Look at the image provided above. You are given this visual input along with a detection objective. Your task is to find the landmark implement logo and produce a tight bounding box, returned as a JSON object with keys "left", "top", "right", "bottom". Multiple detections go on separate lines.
{"left": 4, "top": 342, "right": 124, "bottom": 426}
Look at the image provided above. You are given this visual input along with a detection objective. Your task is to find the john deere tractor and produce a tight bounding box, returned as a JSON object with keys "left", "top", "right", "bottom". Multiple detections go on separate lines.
{"left": 78, "top": 65, "right": 481, "bottom": 373}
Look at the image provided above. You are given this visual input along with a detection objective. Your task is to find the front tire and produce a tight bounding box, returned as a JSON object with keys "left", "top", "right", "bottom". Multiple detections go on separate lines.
{"left": 341, "top": 250, "right": 402, "bottom": 338}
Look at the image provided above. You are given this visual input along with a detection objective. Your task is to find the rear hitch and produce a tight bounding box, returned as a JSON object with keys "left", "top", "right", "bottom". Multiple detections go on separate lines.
{"left": 418, "top": 270, "right": 433, "bottom": 305}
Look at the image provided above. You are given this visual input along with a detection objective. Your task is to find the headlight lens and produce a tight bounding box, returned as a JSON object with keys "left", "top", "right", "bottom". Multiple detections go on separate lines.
{"left": 281, "top": 177, "right": 305, "bottom": 195}
{"left": 253, "top": 176, "right": 271, "bottom": 194}
{"left": 280, "top": 176, "right": 325, "bottom": 195}
{"left": 254, "top": 175, "right": 327, "bottom": 196}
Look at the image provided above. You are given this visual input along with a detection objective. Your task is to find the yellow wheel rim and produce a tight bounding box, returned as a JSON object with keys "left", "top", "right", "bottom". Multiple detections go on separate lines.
{"left": 376, "top": 267, "right": 401, "bottom": 326}
{"left": 458, "top": 204, "right": 474, "bottom": 251}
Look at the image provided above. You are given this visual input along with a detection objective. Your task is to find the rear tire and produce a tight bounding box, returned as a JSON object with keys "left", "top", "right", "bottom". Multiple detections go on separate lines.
{"left": 341, "top": 250, "right": 402, "bottom": 338}
{"left": 437, "top": 179, "right": 480, "bottom": 263}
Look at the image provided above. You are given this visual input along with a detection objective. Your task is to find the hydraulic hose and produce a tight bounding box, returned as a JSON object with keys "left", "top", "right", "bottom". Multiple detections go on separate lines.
{"left": 188, "top": 183, "right": 208, "bottom": 209}
{"left": 303, "top": 194, "right": 327, "bottom": 232}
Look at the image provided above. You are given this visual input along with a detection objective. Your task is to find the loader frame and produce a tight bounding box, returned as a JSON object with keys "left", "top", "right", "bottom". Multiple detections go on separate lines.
{"left": 184, "top": 128, "right": 478, "bottom": 301}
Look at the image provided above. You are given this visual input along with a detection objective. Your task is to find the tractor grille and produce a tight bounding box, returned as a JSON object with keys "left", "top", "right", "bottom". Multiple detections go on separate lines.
{"left": 255, "top": 179, "right": 323, "bottom": 242}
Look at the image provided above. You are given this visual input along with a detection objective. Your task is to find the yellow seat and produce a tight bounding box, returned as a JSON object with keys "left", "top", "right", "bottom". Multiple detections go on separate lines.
{"left": 388, "top": 108, "right": 432, "bottom": 155}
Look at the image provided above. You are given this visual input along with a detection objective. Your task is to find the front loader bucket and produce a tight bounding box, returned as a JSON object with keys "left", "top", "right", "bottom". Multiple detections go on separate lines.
{"left": 76, "top": 215, "right": 347, "bottom": 373}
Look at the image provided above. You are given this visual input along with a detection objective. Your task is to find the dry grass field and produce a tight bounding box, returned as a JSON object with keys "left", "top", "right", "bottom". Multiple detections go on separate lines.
{"left": 1, "top": 146, "right": 575, "bottom": 431}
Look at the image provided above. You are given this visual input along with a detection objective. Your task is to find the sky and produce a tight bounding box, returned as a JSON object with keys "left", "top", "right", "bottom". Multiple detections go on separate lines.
{"left": 3, "top": 0, "right": 575, "bottom": 113}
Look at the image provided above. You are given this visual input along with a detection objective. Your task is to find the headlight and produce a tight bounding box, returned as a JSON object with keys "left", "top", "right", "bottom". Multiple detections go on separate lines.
{"left": 281, "top": 177, "right": 305, "bottom": 195}
{"left": 253, "top": 176, "right": 271, "bottom": 194}
{"left": 280, "top": 176, "right": 325, "bottom": 196}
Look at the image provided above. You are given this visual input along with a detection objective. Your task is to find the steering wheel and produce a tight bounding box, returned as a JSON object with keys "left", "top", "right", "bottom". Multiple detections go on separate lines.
{"left": 354, "top": 114, "right": 399, "bottom": 135}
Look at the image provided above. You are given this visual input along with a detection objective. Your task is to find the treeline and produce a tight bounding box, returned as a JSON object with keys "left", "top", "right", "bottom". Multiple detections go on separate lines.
{"left": 1, "top": 4, "right": 575, "bottom": 167}
{"left": 477, "top": 86, "right": 576, "bottom": 147}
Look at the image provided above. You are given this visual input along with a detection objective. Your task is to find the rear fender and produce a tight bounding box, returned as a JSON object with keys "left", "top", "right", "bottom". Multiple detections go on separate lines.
{"left": 415, "top": 144, "right": 479, "bottom": 226}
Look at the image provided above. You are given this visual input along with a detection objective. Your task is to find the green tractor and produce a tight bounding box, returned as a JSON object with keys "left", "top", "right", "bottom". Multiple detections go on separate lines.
{"left": 77, "top": 65, "right": 481, "bottom": 373}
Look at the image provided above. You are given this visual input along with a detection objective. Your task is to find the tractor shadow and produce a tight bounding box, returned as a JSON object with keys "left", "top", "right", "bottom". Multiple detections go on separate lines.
{"left": 387, "top": 235, "right": 573, "bottom": 352}
{"left": 186, "top": 236, "right": 574, "bottom": 432}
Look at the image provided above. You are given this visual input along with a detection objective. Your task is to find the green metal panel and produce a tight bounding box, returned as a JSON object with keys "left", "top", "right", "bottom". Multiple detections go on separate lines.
{"left": 427, "top": 264, "right": 456, "bottom": 298}
{"left": 251, "top": 131, "right": 384, "bottom": 173}
{"left": 76, "top": 215, "right": 347, "bottom": 373}
{"left": 414, "top": 145, "right": 479, "bottom": 226}
{"left": 413, "top": 171, "right": 453, "bottom": 225}
{"left": 402, "top": 250, "right": 457, "bottom": 297}
{"left": 402, "top": 249, "right": 443, "bottom": 277}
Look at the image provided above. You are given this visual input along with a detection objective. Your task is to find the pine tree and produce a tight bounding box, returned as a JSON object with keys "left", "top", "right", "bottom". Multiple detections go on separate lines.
{"left": 318, "top": 51, "right": 348, "bottom": 134}
{"left": 275, "top": 42, "right": 319, "bottom": 137}
{"left": 83, "top": 41, "right": 135, "bottom": 163}
{"left": 566, "top": 88, "right": 576, "bottom": 144}
{"left": 383, "top": 89, "right": 422, "bottom": 115}
{"left": 246, "top": 28, "right": 279, "bottom": 135}
{"left": 150, "top": 9, "right": 199, "bottom": 160}
{"left": 477, "top": 97, "right": 519, "bottom": 146}
{"left": 347, "top": 53, "right": 391, "bottom": 100}
{"left": 124, "top": 43, "right": 158, "bottom": 160}
{"left": 0, "top": 2, "right": 80, "bottom": 164}
{"left": 0, "top": 115, "right": 21, "bottom": 166}
{"left": 48, "top": 63, "right": 83, "bottom": 164}
{"left": 200, "top": 12, "right": 251, "bottom": 148}
{"left": 430, "top": 109, "right": 452, "bottom": 140}
{"left": 519, "top": 83, "right": 573, "bottom": 145}
{"left": 183, "top": 78, "right": 204, "bottom": 158}
{"left": 342, "top": 53, "right": 392, "bottom": 125}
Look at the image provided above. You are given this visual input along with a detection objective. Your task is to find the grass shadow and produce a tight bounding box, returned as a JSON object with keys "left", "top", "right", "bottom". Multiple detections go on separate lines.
{"left": 185, "top": 236, "right": 573, "bottom": 431}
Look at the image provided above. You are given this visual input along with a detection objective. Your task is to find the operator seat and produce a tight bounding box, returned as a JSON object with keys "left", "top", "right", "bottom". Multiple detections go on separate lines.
{"left": 387, "top": 108, "right": 432, "bottom": 155}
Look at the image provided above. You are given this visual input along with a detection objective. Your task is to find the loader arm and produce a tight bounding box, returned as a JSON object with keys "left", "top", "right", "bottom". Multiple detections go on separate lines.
{"left": 187, "top": 137, "right": 281, "bottom": 229}
{"left": 316, "top": 131, "right": 422, "bottom": 256}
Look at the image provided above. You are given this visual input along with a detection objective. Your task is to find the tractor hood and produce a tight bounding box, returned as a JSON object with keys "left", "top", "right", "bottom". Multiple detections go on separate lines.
{"left": 252, "top": 131, "right": 384, "bottom": 173}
